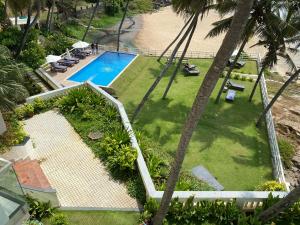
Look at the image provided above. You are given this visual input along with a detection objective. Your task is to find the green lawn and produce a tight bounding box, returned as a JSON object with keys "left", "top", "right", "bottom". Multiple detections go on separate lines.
{"left": 112, "top": 56, "right": 273, "bottom": 191}
{"left": 43, "top": 211, "right": 140, "bottom": 225}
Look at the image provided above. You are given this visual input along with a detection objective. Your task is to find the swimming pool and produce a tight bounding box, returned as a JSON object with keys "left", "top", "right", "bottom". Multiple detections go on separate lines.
{"left": 68, "top": 51, "right": 137, "bottom": 86}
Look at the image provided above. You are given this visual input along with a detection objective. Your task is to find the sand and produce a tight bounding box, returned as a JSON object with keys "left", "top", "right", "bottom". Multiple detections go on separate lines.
{"left": 134, "top": 7, "right": 299, "bottom": 75}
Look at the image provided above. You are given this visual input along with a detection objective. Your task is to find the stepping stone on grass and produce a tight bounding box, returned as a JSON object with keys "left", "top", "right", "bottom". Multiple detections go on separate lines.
{"left": 192, "top": 166, "right": 224, "bottom": 191}
{"left": 88, "top": 131, "right": 103, "bottom": 140}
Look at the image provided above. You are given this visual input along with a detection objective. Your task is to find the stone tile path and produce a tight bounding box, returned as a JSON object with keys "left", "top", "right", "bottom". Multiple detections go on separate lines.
{"left": 24, "top": 110, "right": 139, "bottom": 209}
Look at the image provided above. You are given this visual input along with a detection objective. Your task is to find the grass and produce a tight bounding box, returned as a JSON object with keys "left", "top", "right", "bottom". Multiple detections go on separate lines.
{"left": 231, "top": 60, "right": 258, "bottom": 74}
{"left": 112, "top": 56, "right": 273, "bottom": 191}
{"left": 43, "top": 211, "right": 140, "bottom": 225}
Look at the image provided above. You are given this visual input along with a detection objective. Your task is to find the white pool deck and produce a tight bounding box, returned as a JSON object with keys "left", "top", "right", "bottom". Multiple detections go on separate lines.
{"left": 24, "top": 110, "right": 139, "bottom": 209}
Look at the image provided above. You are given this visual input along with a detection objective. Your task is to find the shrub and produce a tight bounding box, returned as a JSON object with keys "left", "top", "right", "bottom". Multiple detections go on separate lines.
{"left": 256, "top": 181, "right": 285, "bottom": 191}
{"left": 248, "top": 77, "right": 254, "bottom": 82}
{"left": 0, "top": 113, "right": 26, "bottom": 153}
{"left": 241, "top": 76, "right": 247, "bottom": 81}
{"left": 0, "top": 26, "right": 22, "bottom": 52}
{"left": 278, "top": 137, "right": 295, "bottom": 168}
{"left": 126, "top": 175, "right": 146, "bottom": 204}
{"left": 32, "top": 98, "right": 48, "bottom": 113}
{"left": 15, "top": 104, "right": 35, "bottom": 120}
{"left": 50, "top": 214, "right": 69, "bottom": 225}
{"left": 233, "top": 74, "right": 240, "bottom": 80}
{"left": 26, "top": 195, "right": 57, "bottom": 221}
{"left": 220, "top": 72, "right": 225, "bottom": 78}
{"left": 44, "top": 33, "right": 74, "bottom": 55}
{"left": 20, "top": 41, "right": 46, "bottom": 69}
{"left": 176, "top": 172, "right": 213, "bottom": 191}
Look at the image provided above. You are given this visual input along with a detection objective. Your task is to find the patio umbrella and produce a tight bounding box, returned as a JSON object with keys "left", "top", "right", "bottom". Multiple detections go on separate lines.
{"left": 66, "top": 48, "right": 71, "bottom": 57}
{"left": 46, "top": 55, "right": 61, "bottom": 63}
{"left": 72, "top": 41, "right": 89, "bottom": 49}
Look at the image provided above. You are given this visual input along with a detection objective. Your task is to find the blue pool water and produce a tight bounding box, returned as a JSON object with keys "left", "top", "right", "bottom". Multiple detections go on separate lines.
{"left": 68, "top": 51, "right": 136, "bottom": 86}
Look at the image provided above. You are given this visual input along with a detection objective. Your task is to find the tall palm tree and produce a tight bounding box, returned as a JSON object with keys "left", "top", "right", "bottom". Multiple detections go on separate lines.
{"left": 152, "top": 0, "right": 255, "bottom": 224}
{"left": 15, "top": 0, "right": 42, "bottom": 58}
{"left": 259, "top": 186, "right": 300, "bottom": 223}
{"left": 117, "top": 0, "right": 130, "bottom": 51}
{"left": 82, "top": 0, "right": 100, "bottom": 42}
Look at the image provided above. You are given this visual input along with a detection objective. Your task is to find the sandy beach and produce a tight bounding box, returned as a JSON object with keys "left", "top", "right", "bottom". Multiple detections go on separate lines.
{"left": 134, "top": 7, "right": 299, "bottom": 75}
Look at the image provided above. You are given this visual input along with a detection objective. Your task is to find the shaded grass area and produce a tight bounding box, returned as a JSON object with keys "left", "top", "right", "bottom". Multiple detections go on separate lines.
{"left": 231, "top": 60, "right": 258, "bottom": 74}
{"left": 112, "top": 56, "right": 273, "bottom": 191}
{"left": 43, "top": 211, "right": 140, "bottom": 225}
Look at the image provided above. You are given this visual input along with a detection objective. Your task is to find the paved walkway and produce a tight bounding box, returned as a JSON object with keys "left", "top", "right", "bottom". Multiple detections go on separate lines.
{"left": 24, "top": 110, "right": 139, "bottom": 209}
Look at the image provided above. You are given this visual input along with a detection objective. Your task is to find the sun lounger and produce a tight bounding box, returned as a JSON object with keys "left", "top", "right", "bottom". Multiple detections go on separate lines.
{"left": 227, "top": 59, "right": 246, "bottom": 69}
{"left": 227, "top": 80, "right": 245, "bottom": 91}
{"left": 50, "top": 62, "right": 67, "bottom": 73}
{"left": 226, "top": 90, "right": 236, "bottom": 102}
{"left": 183, "top": 66, "right": 200, "bottom": 76}
{"left": 64, "top": 56, "right": 79, "bottom": 64}
{"left": 183, "top": 63, "right": 197, "bottom": 70}
{"left": 58, "top": 59, "right": 75, "bottom": 67}
{"left": 73, "top": 52, "right": 86, "bottom": 59}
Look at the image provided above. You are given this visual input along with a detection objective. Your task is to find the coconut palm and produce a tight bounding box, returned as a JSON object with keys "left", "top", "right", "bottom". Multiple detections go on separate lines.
{"left": 0, "top": 45, "right": 28, "bottom": 135}
{"left": 117, "top": 0, "right": 130, "bottom": 51}
{"left": 152, "top": 0, "right": 255, "bottom": 224}
{"left": 45, "top": 0, "right": 55, "bottom": 32}
{"left": 82, "top": 0, "right": 100, "bottom": 41}
{"left": 15, "top": 0, "right": 42, "bottom": 58}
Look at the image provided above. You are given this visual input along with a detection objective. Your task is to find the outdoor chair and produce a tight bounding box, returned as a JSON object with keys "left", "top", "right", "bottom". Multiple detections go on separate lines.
{"left": 50, "top": 62, "right": 67, "bottom": 73}
{"left": 183, "top": 65, "right": 200, "bottom": 76}
{"left": 227, "top": 59, "right": 246, "bottom": 69}
{"left": 227, "top": 80, "right": 245, "bottom": 91}
{"left": 64, "top": 56, "right": 80, "bottom": 64}
{"left": 58, "top": 59, "right": 75, "bottom": 67}
{"left": 226, "top": 90, "right": 236, "bottom": 102}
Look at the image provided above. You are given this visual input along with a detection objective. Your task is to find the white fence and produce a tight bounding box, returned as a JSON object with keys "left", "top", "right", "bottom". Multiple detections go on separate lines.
{"left": 258, "top": 55, "right": 289, "bottom": 191}
{"left": 26, "top": 82, "right": 288, "bottom": 210}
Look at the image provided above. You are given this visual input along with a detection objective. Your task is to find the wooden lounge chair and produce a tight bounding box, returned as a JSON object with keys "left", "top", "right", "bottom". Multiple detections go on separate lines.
{"left": 183, "top": 67, "right": 200, "bottom": 76}
{"left": 226, "top": 90, "right": 236, "bottom": 102}
{"left": 58, "top": 59, "right": 75, "bottom": 67}
{"left": 64, "top": 56, "right": 80, "bottom": 64}
{"left": 227, "top": 80, "right": 245, "bottom": 91}
{"left": 50, "top": 62, "right": 67, "bottom": 73}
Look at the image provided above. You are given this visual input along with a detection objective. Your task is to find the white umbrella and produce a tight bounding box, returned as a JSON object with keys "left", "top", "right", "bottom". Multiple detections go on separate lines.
{"left": 72, "top": 41, "right": 89, "bottom": 49}
{"left": 46, "top": 55, "right": 61, "bottom": 63}
{"left": 66, "top": 48, "right": 71, "bottom": 57}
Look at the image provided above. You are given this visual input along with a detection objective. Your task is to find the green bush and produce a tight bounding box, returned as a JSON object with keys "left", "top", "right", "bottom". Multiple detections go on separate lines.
{"left": 26, "top": 195, "right": 57, "bottom": 221}
{"left": 233, "top": 74, "right": 240, "bottom": 80}
{"left": 176, "top": 172, "right": 213, "bottom": 191}
{"left": 44, "top": 33, "right": 74, "bottom": 55}
{"left": 0, "top": 26, "right": 22, "bottom": 52}
{"left": 0, "top": 113, "right": 26, "bottom": 153}
{"left": 129, "top": 0, "right": 153, "bottom": 13}
{"left": 20, "top": 41, "right": 46, "bottom": 69}
{"left": 256, "top": 181, "right": 285, "bottom": 191}
{"left": 126, "top": 175, "right": 146, "bottom": 204}
{"left": 50, "top": 214, "right": 69, "bottom": 225}
{"left": 278, "top": 137, "right": 295, "bottom": 168}
{"left": 241, "top": 76, "right": 247, "bottom": 81}
{"left": 32, "top": 98, "right": 48, "bottom": 114}
{"left": 15, "top": 104, "right": 35, "bottom": 120}
{"left": 248, "top": 77, "right": 254, "bottom": 82}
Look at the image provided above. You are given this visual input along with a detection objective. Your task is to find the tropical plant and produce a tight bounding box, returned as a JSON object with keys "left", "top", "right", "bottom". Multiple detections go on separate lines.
{"left": 44, "top": 32, "right": 74, "bottom": 55}
{"left": 256, "top": 181, "right": 286, "bottom": 191}
{"left": 20, "top": 41, "right": 46, "bottom": 69}
{"left": 50, "top": 214, "right": 69, "bottom": 225}
{"left": 26, "top": 195, "right": 57, "bottom": 221}
{"left": 152, "top": 0, "right": 255, "bottom": 224}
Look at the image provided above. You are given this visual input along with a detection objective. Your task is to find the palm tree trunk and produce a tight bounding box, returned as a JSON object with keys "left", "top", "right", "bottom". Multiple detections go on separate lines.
{"left": 4, "top": 0, "right": 8, "bottom": 19}
{"left": 258, "top": 186, "right": 300, "bottom": 223}
{"left": 0, "top": 111, "right": 6, "bottom": 135}
{"left": 117, "top": 0, "right": 130, "bottom": 51}
{"left": 15, "top": 15, "right": 18, "bottom": 26}
{"left": 152, "top": 0, "right": 255, "bottom": 224}
{"left": 82, "top": 0, "right": 100, "bottom": 41}
{"left": 157, "top": 14, "right": 194, "bottom": 62}
{"left": 162, "top": 19, "right": 198, "bottom": 99}
{"left": 256, "top": 69, "right": 300, "bottom": 126}
{"left": 49, "top": 0, "right": 55, "bottom": 32}
{"left": 15, "top": 1, "right": 41, "bottom": 58}
{"left": 249, "top": 63, "right": 267, "bottom": 102}
{"left": 131, "top": 13, "right": 199, "bottom": 123}
{"left": 215, "top": 35, "right": 248, "bottom": 103}
{"left": 46, "top": 4, "right": 51, "bottom": 31}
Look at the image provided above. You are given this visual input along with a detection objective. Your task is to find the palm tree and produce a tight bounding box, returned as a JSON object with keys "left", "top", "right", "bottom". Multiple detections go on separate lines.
{"left": 82, "top": 0, "right": 100, "bottom": 41}
{"left": 117, "top": 0, "right": 130, "bottom": 51}
{"left": 15, "top": 0, "right": 42, "bottom": 58}
{"left": 7, "top": 0, "right": 29, "bottom": 25}
{"left": 0, "top": 45, "right": 28, "bottom": 135}
{"left": 152, "top": 0, "right": 255, "bottom": 224}
{"left": 45, "top": 0, "right": 55, "bottom": 32}
{"left": 258, "top": 186, "right": 300, "bottom": 223}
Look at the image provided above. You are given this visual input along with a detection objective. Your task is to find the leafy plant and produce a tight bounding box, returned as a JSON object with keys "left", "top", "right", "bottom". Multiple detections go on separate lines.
{"left": 256, "top": 180, "right": 285, "bottom": 191}
{"left": 248, "top": 77, "right": 254, "bottom": 82}
{"left": 26, "top": 195, "right": 57, "bottom": 221}
{"left": 278, "top": 137, "right": 295, "bottom": 168}
{"left": 15, "top": 104, "right": 35, "bottom": 120}
{"left": 126, "top": 175, "right": 146, "bottom": 204}
{"left": 50, "top": 214, "right": 69, "bottom": 225}
{"left": 44, "top": 33, "right": 74, "bottom": 55}
{"left": 241, "top": 76, "right": 247, "bottom": 81}
{"left": 233, "top": 74, "right": 240, "bottom": 80}
{"left": 20, "top": 41, "right": 46, "bottom": 69}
